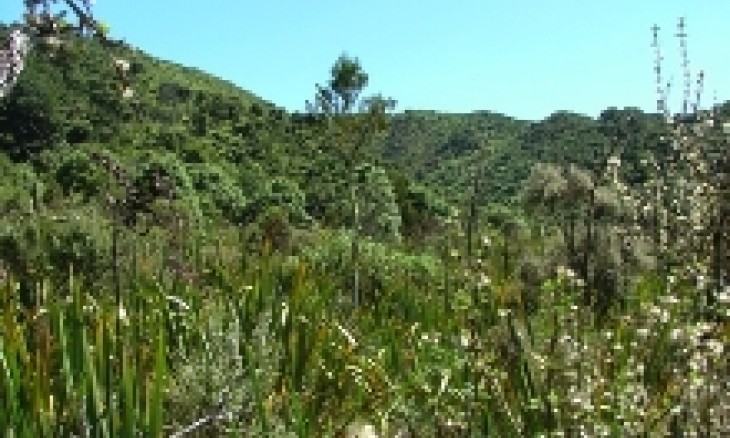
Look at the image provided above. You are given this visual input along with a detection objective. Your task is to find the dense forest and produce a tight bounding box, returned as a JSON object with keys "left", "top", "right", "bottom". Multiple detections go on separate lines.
{"left": 0, "top": 9, "right": 728, "bottom": 438}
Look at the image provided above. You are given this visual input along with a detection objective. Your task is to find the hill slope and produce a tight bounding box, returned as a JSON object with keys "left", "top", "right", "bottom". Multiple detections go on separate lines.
{"left": 1, "top": 25, "right": 728, "bottom": 245}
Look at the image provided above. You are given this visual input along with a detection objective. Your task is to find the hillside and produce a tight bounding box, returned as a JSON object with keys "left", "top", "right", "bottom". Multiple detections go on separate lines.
{"left": 1, "top": 23, "right": 728, "bottom": 243}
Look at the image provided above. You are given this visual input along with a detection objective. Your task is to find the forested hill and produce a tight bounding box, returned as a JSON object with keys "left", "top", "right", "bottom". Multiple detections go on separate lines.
{"left": 1, "top": 24, "right": 728, "bottom": 246}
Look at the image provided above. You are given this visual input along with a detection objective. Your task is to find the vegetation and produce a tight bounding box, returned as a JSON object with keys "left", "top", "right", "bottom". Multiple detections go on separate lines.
{"left": 0, "top": 6, "right": 728, "bottom": 437}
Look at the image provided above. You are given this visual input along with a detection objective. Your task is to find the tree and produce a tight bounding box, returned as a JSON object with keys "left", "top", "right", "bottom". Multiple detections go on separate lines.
{"left": 305, "top": 53, "right": 396, "bottom": 308}
{"left": 0, "top": 50, "right": 65, "bottom": 159}
{"left": 1, "top": 1, "right": 130, "bottom": 99}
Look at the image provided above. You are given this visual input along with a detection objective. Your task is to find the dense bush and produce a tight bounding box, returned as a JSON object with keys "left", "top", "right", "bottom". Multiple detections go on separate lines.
{"left": 299, "top": 228, "right": 442, "bottom": 303}
{"left": 187, "top": 162, "right": 249, "bottom": 224}
{"left": 0, "top": 206, "right": 112, "bottom": 306}
{"left": 51, "top": 146, "right": 112, "bottom": 200}
{"left": 128, "top": 150, "right": 203, "bottom": 223}
{"left": 242, "top": 176, "right": 313, "bottom": 228}
{"left": 0, "top": 51, "right": 66, "bottom": 160}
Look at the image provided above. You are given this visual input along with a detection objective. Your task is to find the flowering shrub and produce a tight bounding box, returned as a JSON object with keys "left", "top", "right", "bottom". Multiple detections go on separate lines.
{"left": 1, "top": 1, "right": 130, "bottom": 100}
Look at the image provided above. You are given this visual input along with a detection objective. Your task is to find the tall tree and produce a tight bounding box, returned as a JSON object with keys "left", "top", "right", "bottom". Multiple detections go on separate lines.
{"left": 306, "top": 53, "right": 396, "bottom": 308}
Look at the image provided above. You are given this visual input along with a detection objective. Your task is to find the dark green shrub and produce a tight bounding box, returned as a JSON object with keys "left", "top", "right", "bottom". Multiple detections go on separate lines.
{"left": 186, "top": 162, "right": 248, "bottom": 224}
{"left": 0, "top": 209, "right": 111, "bottom": 307}
{"left": 249, "top": 205, "right": 294, "bottom": 254}
{"left": 52, "top": 148, "right": 111, "bottom": 199}
{"left": 0, "top": 52, "right": 65, "bottom": 160}
{"left": 128, "top": 151, "right": 202, "bottom": 223}
{"left": 299, "top": 229, "right": 442, "bottom": 303}
{"left": 242, "top": 176, "right": 312, "bottom": 228}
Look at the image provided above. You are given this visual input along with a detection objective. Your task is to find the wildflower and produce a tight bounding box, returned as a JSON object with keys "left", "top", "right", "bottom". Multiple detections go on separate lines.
{"left": 345, "top": 422, "right": 378, "bottom": 438}
{"left": 477, "top": 272, "right": 491, "bottom": 289}
{"left": 409, "top": 322, "right": 420, "bottom": 336}
{"left": 696, "top": 275, "right": 706, "bottom": 290}
{"left": 280, "top": 301, "right": 289, "bottom": 325}
{"left": 459, "top": 329, "right": 471, "bottom": 348}
{"left": 438, "top": 370, "right": 450, "bottom": 395}
{"left": 34, "top": 307, "right": 48, "bottom": 320}
{"left": 166, "top": 294, "right": 190, "bottom": 311}
{"left": 482, "top": 235, "right": 491, "bottom": 247}
{"left": 44, "top": 35, "right": 62, "bottom": 49}
{"left": 556, "top": 265, "right": 576, "bottom": 280}
{"left": 670, "top": 328, "right": 682, "bottom": 341}
{"left": 705, "top": 339, "right": 724, "bottom": 355}
{"left": 716, "top": 287, "right": 730, "bottom": 304}
{"left": 336, "top": 322, "right": 358, "bottom": 349}
{"left": 113, "top": 57, "right": 130, "bottom": 73}
{"left": 660, "top": 295, "right": 680, "bottom": 305}
{"left": 118, "top": 304, "right": 129, "bottom": 326}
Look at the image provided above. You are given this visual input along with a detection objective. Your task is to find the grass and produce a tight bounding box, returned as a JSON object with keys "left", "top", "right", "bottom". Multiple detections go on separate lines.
{"left": 0, "top": 211, "right": 727, "bottom": 436}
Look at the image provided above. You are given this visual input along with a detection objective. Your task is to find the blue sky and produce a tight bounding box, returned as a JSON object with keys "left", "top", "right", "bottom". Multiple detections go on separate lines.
{"left": 2, "top": 1, "right": 728, "bottom": 121}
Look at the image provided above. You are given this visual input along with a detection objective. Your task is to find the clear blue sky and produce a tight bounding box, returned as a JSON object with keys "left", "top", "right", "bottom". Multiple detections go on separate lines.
{"left": 2, "top": 1, "right": 728, "bottom": 121}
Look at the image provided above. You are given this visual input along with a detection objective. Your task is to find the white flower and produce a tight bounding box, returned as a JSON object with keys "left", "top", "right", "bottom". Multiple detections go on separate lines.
{"left": 556, "top": 265, "right": 576, "bottom": 279}
{"left": 438, "top": 370, "right": 450, "bottom": 395}
{"left": 607, "top": 156, "right": 621, "bottom": 167}
{"left": 118, "top": 304, "right": 129, "bottom": 325}
{"left": 477, "top": 272, "right": 491, "bottom": 289}
{"left": 722, "top": 122, "right": 730, "bottom": 135}
{"left": 459, "top": 329, "right": 471, "bottom": 348}
{"left": 705, "top": 339, "right": 723, "bottom": 355}
{"left": 114, "top": 57, "right": 130, "bottom": 72}
{"left": 716, "top": 287, "right": 730, "bottom": 304}
{"left": 280, "top": 301, "right": 289, "bottom": 325}
{"left": 670, "top": 328, "right": 682, "bottom": 340}
{"left": 660, "top": 295, "right": 680, "bottom": 305}
{"left": 345, "top": 422, "right": 379, "bottom": 438}
{"left": 482, "top": 235, "right": 491, "bottom": 247}
{"left": 336, "top": 322, "right": 358, "bottom": 348}
{"left": 696, "top": 275, "right": 706, "bottom": 290}
{"left": 165, "top": 294, "right": 190, "bottom": 311}
{"left": 44, "top": 35, "right": 62, "bottom": 48}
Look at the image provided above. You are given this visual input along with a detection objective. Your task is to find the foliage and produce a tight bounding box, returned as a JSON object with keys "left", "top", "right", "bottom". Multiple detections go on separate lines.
{"left": 127, "top": 149, "right": 203, "bottom": 224}
{"left": 48, "top": 145, "right": 114, "bottom": 200}
{"left": 187, "top": 161, "right": 249, "bottom": 224}
{"left": 0, "top": 49, "right": 66, "bottom": 160}
{"left": 242, "top": 176, "right": 312, "bottom": 228}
